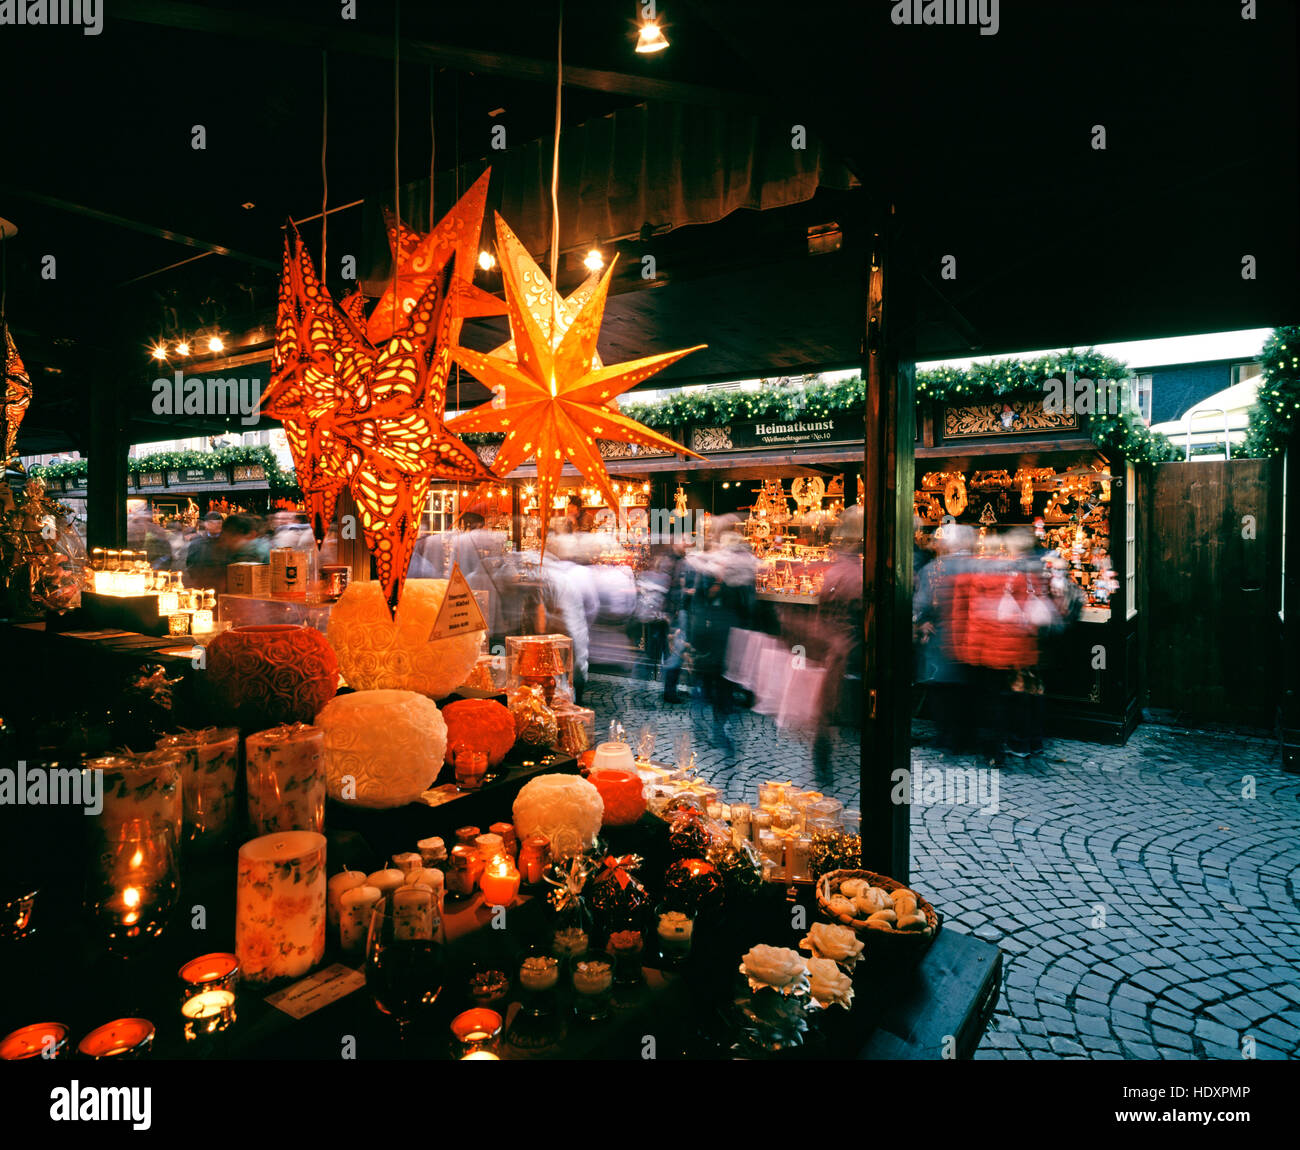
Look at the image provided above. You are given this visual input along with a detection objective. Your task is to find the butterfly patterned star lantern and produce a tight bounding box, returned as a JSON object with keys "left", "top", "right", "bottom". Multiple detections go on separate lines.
{"left": 449, "top": 213, "right": 705, "bottom": 551}
{"left": 2, "top": 324, "right": 33, "bottom": 472}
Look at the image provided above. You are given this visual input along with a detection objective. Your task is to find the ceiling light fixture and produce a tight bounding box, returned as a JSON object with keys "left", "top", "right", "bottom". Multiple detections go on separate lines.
{"left": 635, "top": 20, "right": 669, "bottom": 53}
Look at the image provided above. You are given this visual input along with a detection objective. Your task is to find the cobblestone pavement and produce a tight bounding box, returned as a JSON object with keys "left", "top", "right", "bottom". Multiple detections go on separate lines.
{"left": 584, "top": 673, "right": 1300, "bottom": 1060}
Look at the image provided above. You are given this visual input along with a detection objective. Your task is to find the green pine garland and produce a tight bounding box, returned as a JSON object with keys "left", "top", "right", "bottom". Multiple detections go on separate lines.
{"left": 30, "top": 445, "right": 301, "bottom": 497}
{"left": 1243, "top": 327, "right": 1300, "bottom": 457}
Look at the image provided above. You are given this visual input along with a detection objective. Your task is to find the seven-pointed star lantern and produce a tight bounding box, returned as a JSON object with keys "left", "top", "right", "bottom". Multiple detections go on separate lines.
{"left": 448, "top": 211, "right": 705, "bottom": 551}
{"left": 2, "top": 324, "right": 33, "bottom": 471}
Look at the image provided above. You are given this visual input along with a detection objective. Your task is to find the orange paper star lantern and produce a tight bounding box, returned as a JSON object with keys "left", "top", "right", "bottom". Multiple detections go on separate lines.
{"left": 448, "top": 212, "right": 705, "bottom": 551}
{"left": 366, "top": 168, "right": 505, "bottom": 344}
{"left": 3, "top": 323, "right": 33, "bottom": 471}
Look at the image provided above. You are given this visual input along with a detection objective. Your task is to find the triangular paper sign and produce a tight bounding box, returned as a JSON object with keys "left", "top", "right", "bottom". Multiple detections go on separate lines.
{"left": 429, "top": 562, "right": 487, "bottom": 641}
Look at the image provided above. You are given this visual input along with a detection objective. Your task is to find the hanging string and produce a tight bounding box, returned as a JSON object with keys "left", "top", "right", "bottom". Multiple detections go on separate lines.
{"left": 392, "top": 0, "right": 401, "bottom": 338}
{"left": 320, "top": 50, "right": 329, "bottom": 277}
{"left": 436, "top": 66, "right": 441, "bottom": 232}
{"left": 548, "top": 0, "right": 564, "bottom": 348}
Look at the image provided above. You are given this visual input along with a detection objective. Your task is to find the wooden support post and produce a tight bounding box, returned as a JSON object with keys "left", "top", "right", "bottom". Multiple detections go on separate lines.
{"left": 87, "top": 376, "right": 128, "bottom": 548}
{"left": 860, "top": 207, "right": 916, "bottom": 881}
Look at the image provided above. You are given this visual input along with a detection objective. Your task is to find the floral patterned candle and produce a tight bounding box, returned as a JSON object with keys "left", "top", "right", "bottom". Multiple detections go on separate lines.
{"left": 338, "top": 884, "right": 382, "bottom": 955}
{"left": 235, "top": 831, "right": 327, "bottom": 984}
{"left": 327, "top": 870, "right": 368, "bottom": 931}
{"left": 88, "top": 753, "right": 182, "bottom": 846}
{"left": 245, "top": 723, "right": 326, "bottom": 835}
{"left": 156, "top": 727, "right": 240, "bottom": 847}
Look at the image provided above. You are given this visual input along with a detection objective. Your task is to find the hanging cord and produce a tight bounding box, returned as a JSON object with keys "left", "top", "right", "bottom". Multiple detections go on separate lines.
{"left": 320, "top": 50, "right": 329, "bottom": 276}
{"left": 548, "top": 0, "right": 564, "bottom": 349}
{"left": 392, "top": 0, "right": 402, "bottom": 338}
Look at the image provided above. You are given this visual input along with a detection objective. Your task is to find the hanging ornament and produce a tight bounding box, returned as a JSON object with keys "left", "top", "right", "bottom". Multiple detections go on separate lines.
{"left": 979, "top": 501, "right": 998, "bottom": 527}
{"left": 365, "top": 169, "right": 505, "bottom": 343}
{"left": 448, "top": 212, "right": 705, "bottom": 551}
{"left": 3, "top": 324, "right": 33, "bottom": 473}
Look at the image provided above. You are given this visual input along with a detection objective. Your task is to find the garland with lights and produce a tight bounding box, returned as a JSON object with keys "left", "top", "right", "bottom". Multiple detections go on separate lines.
{"left": 29, "top": 446, "right": 301, "bottom": 498}
{"left": 1243, "top": 327, "right": 1300, "bottom": 458}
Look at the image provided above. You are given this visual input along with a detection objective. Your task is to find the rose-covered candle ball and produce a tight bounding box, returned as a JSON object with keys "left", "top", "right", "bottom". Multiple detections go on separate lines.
{"left": 511, "top": 774, "right": 604, "bottom": 850}
{"left": 317, "top": 690, "right": 447, "bottom": 809}
{"left": 441, "top": 699, "right": 516, "bottom": 768}
{"left": 588, "top": 769, "right": 647, "bottom": 828}
{"left": 206, "top": 624, "right": 338, "bottom": 728}
{"left": 327, "top": 580, "right": 482, "bottom": 700}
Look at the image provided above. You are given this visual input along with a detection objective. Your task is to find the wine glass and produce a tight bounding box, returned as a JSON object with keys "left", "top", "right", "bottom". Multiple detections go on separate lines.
{"left": 364, "top": 893, "right": 443, "bottom": 1043}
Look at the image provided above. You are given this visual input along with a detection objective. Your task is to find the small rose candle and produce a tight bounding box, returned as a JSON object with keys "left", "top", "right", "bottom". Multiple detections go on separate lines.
{"left": 235, "top": 831, "right": 327, "bottom": 984}
{"left": 157, "top": 727, "right": 240, "bottom": 847}
{"left": 479, "top": 855, "right": 520, "bottom": 908}
{"left": 245, "top": 723, "right": 326, "bottom": 835}
{"left": 77, "top": 1018, "right": 155, "bottom": 1059}
{"left": 338, "top": 884, "right": 382, "bottom": 955}
{"left": 327, "top": 870, "right": 368, "bottom": 931}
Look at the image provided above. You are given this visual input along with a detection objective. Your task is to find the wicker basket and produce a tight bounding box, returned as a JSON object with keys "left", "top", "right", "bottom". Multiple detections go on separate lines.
{"left": 815, "top": 869, "right": 941, "bottom": 952}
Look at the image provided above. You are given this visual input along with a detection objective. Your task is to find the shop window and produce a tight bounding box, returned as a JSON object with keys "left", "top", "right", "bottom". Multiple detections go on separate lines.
{"left": 1125, "top": 462, "right": 1137, "bottom": 619}
{"left": 1129, "top": 374, "right": 1153, "bottom": 425}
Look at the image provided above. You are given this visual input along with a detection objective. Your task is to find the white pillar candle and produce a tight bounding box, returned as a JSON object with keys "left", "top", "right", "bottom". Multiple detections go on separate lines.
{"left": 235, "top": 831, "right": 327, "bottom": 984}
{"left": 391, "top": 886, "right": 435, "bottom": 941}
{"left": 366, "top": 869, "right": 404, "bottom": 898}
{"left": 404, "top": 868, "right": 445, "bottom": 915}
{"left": 327, "top": 870, "right": 368, "bottom": 930}
{"left": 245, "top": 724, "right": 326, "bottom": 835}
{"left": 156, "top": 727, "right": 241, "bottom": 847}
{"left": 338, "top": 884, "right": 382, "bottom": 956}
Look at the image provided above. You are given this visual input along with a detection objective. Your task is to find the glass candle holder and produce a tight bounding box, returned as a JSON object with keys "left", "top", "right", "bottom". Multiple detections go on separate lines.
{"left": 245, "top": 723, "right": 326, "bottom": 835}
{"left": 467, "top": 963, "right": 512, "bottom": 1010}
{"left": 179, "top": 952, "right": 239, "bottom": 1041}
{"left": 757, "top": 830, "right": 786, "bottom": 879}
{"left": 571, "top": 953, "right": 615, "bottom": 1022}
{"left": 451, "top": 1008, "right": 503, "bottom": 1057}
{"left": 757, "top": 783, "right": 782, "bottom": 810}
{"left": 730, "top": 802, "right": 752, "bottom": 844}
{"left": 606, "top": 928, "right": 646, "bottom": 986}
{"left": 167, "top": 612, "right": 191, "bottom": 636}
{"left": 77, "top": 1018, "right": 155, "bottom": 1059}
{"left": 85, "top": 818, "right": 179, "bottom": 946}
{"left": 788, "top": 834, "right": 814, "bottom": 882}
{"left": 840, "top": 809, "right": 862, "bottom": 836}
{"left": 1, "top": 888, "right": 39, "bottom": 941}
{"left": 479, "top": 854, "right": 520, "bottom": 908}
{"left": 0, "top": 1022, "right": 68, "bottom": 1061}
{"left": 453, "top": 746, "right": 488, "bottom": 791}
{"left": 517, "top": 949, "right": 561, "bottom": 1017}
{"left": 771, "top": 805, "right": 799, "bottom": 832}
{"left": 751, "top": 809, "right": 774, "bottom": 836}
{"left": 157, "top": 590, "right": 180, "bottom": 616}
{"left": 655, "top": 907, "right": 695, "bottom": 968}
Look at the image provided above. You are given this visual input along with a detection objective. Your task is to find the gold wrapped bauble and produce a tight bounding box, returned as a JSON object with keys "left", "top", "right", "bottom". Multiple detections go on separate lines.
{"left": 326, "top": 579, "right": 482, "bottom": 700}
{"left": 508, "top": 685, "right": 557, "bottom": 747}
{"left": 317, "top": 689, "right": 447, "bottom": 808}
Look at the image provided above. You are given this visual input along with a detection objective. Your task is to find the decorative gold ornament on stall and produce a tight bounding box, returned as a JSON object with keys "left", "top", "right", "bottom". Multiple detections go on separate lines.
{"left": 448, "top": 212, "right": 705, "bottom": 551}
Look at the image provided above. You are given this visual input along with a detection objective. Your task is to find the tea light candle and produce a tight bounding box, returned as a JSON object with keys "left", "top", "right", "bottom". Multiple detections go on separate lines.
{"left": 338, "top": 884, "right": 382, "bottom": 955}
{"left": 479, "top": 855, "right": 520, "bottom": 907}
{"left": 167, "top": 612, "right": 191, "bottom": 636}
{"left": 179, "top": 952, "right": 239, "bottom": 991}
{"left": 450, "top": 1008, "right": 503, "bottom": 1057}
{"left": 179, "top": 954, "right": 240, "bottom": 1039}
{"left": 77, "top": 1018, "right": 155, "bottom": 1059}
{"left": 235, "top": 831, "right": 327, "bottom": 984}
{"left": 156, "top": 727, "right": 240, "bottom": 847}
{"left": 191, "top": 608, "right": 215, "bottom": 634}
{"left": 245, "top": 724, "right": 326, "bottom": 835}
{"left": 391, "top": 885, "right": 436, "bottom": 941}
{"left": 0, "top": 1022, "right": 68, "bottom": 1060}
{"left": 327, "top": 871, "right": 368, "bottom": 930}
{"left": 366, "top": 869, "right": 404, "bottom": 898}
{"left": 591, "top": 741, "right": 635, "bottom": 772}
{"left": 453, "top": 747, "right": 488, "bottom": 789}
{"left": 461, "top": 1050, "right": 500, "bottom": 1060}
{"left": 181, "top": 990, "right": 236, "bottom": 1026}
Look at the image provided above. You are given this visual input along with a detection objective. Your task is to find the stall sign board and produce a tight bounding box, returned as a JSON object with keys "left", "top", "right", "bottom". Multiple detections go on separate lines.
{"left": 429, "top": 562, "right": 487, "bottom": 641}
{"left": 691, "top": 413, "right": 864, "bottom": 453}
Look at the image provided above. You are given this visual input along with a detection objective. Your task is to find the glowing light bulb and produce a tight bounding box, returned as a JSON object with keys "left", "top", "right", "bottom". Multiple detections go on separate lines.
{"left": 151, "top": 345, "right": 167, "bottom": 361}
{"left": 207, "top": 335, "right": 224, "bottom": 353}
{"left": 635, "top": 20, "right": 669, "bottom": 53}
{"left": 584, "top": 249, "right": 604, "bottom": 272}
{"left": 549, "top": 371, "right": 558, "bottom": 398}
{"left": 478, "top": 250, "right": 497, "bottom": 271}
{"left": 176, "top": 341, "right": 191, "bottom": 356}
